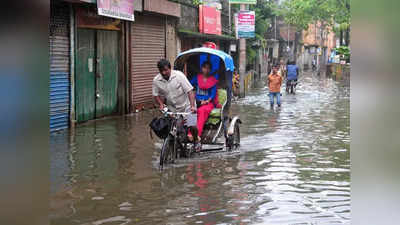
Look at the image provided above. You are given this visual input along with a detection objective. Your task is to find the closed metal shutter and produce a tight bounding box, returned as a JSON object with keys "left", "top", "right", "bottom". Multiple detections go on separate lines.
{"left": 49, "top": 0, "right": 70, "bottom": 132}
{"left": 131, "top": 14, "right": 165, "bottom": 109}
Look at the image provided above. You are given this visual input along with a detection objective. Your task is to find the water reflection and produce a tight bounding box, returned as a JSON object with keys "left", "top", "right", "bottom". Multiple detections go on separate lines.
{"left": 51, "top": 71, "right": 350, "bottom": 224}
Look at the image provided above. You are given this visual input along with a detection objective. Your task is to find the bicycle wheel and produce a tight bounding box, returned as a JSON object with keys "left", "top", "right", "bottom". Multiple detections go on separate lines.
{"left": 233, "top": 123, "right": 240, "bottom": 148}
{"left": 160, "top": 135, "right": 172, "bottom": 168}
{"left": 172, "top": 136, "right": 179, "bottom": 163}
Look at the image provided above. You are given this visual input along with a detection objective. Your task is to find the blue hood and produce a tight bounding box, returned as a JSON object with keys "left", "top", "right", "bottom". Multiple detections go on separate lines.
{"left": 176, "top": 47, "right": 235, "bottom": 72}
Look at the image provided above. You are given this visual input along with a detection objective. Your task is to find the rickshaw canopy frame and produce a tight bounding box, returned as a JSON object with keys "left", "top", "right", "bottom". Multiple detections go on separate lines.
{"left": 175, "top": 47, "right": 235, "bottom": 72}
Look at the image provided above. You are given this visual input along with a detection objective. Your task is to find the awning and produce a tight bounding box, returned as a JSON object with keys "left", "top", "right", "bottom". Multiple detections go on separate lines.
{"left": 178, "top": 29, "right": 236, "bottom": 41}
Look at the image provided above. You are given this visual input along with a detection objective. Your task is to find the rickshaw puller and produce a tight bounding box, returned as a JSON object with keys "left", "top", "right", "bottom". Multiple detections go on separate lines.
{"left": 152, "top": 59, "right": 199, "bottom": 142}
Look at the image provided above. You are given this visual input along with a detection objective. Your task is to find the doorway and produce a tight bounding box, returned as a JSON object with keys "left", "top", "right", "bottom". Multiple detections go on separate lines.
{"left": 75, "top": 29, "right": 119, "bottom": 122}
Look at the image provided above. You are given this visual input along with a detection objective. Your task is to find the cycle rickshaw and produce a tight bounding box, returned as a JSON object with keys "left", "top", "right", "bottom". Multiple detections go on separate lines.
{"left": 158, "top": 47, "right": 241, "bottom": 168}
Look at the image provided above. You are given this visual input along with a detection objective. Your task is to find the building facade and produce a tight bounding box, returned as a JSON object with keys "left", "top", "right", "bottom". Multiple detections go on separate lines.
{"left": 177, "top": 0, "right": 235, "bottom": 53}
{"left": 49, "top": 0, "right": 235, "bottom": 132}
{"left": 129, "top": 0, "right": 181, "bottom": 111}
{"left": 301, "top": 22, "right": 337, "bottom": 70}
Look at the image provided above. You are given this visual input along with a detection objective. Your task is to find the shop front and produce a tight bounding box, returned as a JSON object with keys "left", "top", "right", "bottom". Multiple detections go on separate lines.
{"left": 50, "top": 0, "right": 71, "bottom": 132}
{"left": 74, "top": 4, "right": 127, "bottom": 122}
{"left": 129, "top": 0, "right": 180, "bottom": 111}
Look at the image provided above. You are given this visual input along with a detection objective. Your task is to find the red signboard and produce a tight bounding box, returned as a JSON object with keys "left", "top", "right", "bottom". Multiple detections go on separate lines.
{"left": 199, "top": 5, "right": 221, "bottom": 35}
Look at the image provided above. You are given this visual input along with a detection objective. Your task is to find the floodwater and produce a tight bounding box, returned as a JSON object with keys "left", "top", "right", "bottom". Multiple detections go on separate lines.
{"left": 50, "top": 71, "right": 350, "bottom": 225}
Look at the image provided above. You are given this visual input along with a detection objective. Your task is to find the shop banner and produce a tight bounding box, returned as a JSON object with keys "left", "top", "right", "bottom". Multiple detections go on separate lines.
{"left": 229, "top": 0, "right": 256, "bottom": 4}
{"left": 237, "top": 11, "right": 255, "bottom": 39}
{"left": 199, "top": 5, "right": 221, "bottom": 35}
{"left": 97, "top": 0, "right": 134, "bottom": 21}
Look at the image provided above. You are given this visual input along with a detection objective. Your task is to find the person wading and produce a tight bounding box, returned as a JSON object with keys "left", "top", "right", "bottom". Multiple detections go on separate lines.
{"left": 267, "top": 64, "right": 283, "bottom": 108}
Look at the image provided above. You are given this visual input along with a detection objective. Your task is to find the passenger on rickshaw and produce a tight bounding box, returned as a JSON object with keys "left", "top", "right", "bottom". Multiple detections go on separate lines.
{"left": 187, "top": 61, "right": 221, "bottom": 142}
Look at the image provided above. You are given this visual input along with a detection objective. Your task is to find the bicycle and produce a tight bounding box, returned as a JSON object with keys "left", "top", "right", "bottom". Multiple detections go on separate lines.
{"left": 159, "top": 109, "right": 195, "bottom": 169}
{"left": 286, "top": 79, "right": 297, "bottom": 94}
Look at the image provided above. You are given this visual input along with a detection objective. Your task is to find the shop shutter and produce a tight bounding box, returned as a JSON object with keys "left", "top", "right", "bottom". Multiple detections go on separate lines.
{"left": 49, "top": 1, "right": 70, "bottom": 132}
{"left": 131, "top": 14, "right": 165, "bottom": 109}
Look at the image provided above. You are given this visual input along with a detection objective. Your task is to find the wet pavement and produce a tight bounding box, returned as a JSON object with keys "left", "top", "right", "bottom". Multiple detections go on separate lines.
{"left": 50, "top": 71, "right": 350, "bottom": 225}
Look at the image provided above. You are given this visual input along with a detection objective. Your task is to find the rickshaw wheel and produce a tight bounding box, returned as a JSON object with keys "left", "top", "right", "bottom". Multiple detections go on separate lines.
{"left": 227, "top": 123, "right": 240, "bottom": 151}
{"left": 184, "top": 143, "right": 194, "bottom": 158}
{"left": 233, "top": 123, "right": 240, "bottom": 148}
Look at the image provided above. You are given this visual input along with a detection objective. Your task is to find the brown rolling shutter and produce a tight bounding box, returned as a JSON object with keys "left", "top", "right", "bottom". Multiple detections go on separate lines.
{"left": 131, "top": 14, "right": 165, "bottom": 110}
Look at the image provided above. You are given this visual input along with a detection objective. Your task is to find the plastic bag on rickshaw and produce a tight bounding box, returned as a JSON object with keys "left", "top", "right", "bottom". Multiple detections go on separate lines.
{"left": 149, "top": 117, "right": 171, "bottom": 139}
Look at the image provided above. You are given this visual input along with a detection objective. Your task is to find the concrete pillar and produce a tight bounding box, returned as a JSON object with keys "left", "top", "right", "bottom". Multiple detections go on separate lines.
{"left": 166, "top": 18, "right": 177, "bottom": 65}
{"left": 239, "top": 4, "right": 246, "bottom": 98}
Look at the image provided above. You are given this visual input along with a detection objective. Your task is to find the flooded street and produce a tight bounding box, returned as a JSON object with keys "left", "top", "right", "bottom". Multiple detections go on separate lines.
{"left": 50, "top": 72, "right": 350, "bottom": 225}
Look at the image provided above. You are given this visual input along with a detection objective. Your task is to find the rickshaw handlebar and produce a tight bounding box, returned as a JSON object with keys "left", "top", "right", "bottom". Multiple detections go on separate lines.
{"left": 166, "top": 112, "right": 191, "bottom": 116}
{"left": 160, "top": 106, "right": 192, "bottom": 117}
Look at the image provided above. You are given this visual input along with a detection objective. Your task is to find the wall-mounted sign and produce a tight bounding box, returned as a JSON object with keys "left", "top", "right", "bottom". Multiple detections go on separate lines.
{"left": 199, "top": 5, "right": 221, "bottom": 35}
{"left": 230, "top": 44, "right": 237, "bottom": 52}
{"left": 97, "top": 0, "right": 134, "bottom": 21}
{"left": 236, "top": 11, "right": 255, "bottom": 39}
{"left": 229, "top": 0, "right": 256, "bottom": 4}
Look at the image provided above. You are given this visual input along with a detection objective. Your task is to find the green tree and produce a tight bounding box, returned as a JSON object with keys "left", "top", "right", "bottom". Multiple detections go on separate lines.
{"left": 275, "top": 0, "right": 350, "bottom": 45}
{"left": 246, "top": 0, "right": 274, "bottom": 66}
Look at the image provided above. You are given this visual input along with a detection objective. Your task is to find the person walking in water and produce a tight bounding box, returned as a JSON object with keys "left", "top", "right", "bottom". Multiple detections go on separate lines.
{"left": 267, "top": 64, "right": 283, "bottom": 108}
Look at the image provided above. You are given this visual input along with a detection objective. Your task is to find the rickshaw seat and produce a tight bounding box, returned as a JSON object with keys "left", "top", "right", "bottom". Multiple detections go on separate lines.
{"left": 207, "top": 89, "right": 227, "bottom": 125}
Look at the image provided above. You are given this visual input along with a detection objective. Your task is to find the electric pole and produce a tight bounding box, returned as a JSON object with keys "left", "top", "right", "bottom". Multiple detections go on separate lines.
{"left": 239, "top": 4, "right": 246, "bottom": 98}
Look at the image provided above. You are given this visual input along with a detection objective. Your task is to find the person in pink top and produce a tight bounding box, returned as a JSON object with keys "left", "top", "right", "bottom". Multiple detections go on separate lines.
{"left": 187, "top": 61, "right": 219, "bottom": 149}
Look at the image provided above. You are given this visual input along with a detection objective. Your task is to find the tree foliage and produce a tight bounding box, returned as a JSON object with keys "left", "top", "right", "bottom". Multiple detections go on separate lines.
{"left": 275, "top": 0, "right": 350, "bottom": 32}
{"left": 245, "top": 0, "right": 274, "bottom": 65}
{"left": 334, "top": 45, "right": 350, "bottom": 61}
{"left": 252, "top": 0, "right": 273, "bottom": 40}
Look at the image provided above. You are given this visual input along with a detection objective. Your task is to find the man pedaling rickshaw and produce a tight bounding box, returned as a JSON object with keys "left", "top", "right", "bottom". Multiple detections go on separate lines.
{"left": 152, "top": 59, "right": 222, "bottom": 152}
{"left": 152, "top": 48, "right": 241, "bottom": 167}
{"left": 152, "top": 59, "right": 199, "bottom": 143}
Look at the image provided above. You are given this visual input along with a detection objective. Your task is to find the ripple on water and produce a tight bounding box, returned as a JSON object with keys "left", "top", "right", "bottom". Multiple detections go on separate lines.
{"left": 50, "top": 72, "right": 350, "bottom": 225}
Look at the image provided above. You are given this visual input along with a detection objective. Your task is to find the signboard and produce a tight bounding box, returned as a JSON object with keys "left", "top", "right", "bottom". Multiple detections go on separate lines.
{"left": 237, "top": 11, "right": 255, "bottom": 38}
{"left": 97, "top": 0, "right": 134, "bottom": 21}
{"left": 230, "top": 44, "right": 237, "bottom": 52}
{"left": 229, "top": 0, "right": 256, "bottom": 4}
{"left": 199, "top": 5, "right": 221, "bottom": 35}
